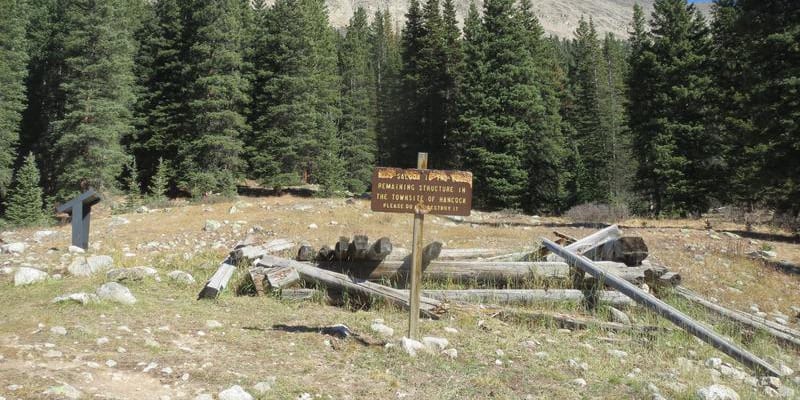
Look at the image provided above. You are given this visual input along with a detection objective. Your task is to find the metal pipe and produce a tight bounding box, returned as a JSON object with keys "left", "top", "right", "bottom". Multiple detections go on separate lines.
{"left": 541, "top": 238, "right": 782, "bottom": 377}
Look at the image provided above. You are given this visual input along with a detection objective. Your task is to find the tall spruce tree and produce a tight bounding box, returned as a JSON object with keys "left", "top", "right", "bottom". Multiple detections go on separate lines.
{"left": 397, "top": 0, "right": 426, "bottom": 166}
{"left": 51, "top": 0, "right": 136, "bottom": 199}
{"left": 248, "top": 0, "right": 344, "bottom": 193}
{"left": 3, "top": 152, "right": 46, "bottom": 226}
{"left": 370, "top": 10, "right": 402, "bottom": 166}
{"left": 439, "top": 0, "right": 462, "bottom": 167}
{"left": 0, "top": 0, "right": 30, "bottom": 199}
{"left": 181, "top": 0, "right": 249, "bottom": 196}
{"left": 457, "top": 0, "right": 550, "bottom": 210}
{"left": 132, "top": 0, "right": 190, "bottom": 191}
{"left": 338, "top": 7, "right": 377, "bottom": 193}
{"left": 628, "top": 1, "right": 716, "bottom": 215}
{"left": 569, "top": 17, "right": 607, "bottom": 203}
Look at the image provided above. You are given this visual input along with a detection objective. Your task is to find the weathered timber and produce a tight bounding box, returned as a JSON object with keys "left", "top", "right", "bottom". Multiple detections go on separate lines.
{"left": 232, "top": 239, "right": 294, "bottom": 263}
{"left": 317, "top": 245, "right": 334, "bottom": 261}
{"left": 366, "top": 237, "right": 392, "bottom": 260}
{"left": 388, "top": 247, "right": 519, "bottom": 261}
{"left": 415, "top": 289, "right": 633, "bottom": 307}
{"left": 297, "top": 244, "right": 315, "bottom": 261}
{"left": 259, "top": 255, "right": 445, "bottom": 318}
{"left": 348, "top": 235, "right": 370, "bottom": 260}
{"left": 198, "top": 257, "right": 237, "bottom": 299}
{"left": 278, "top": 288, "right": 319, "bottom": 301}
{"left": 543, "top": 238, "right": 782, "bottom": 376}
{"left": 422, "top": 241, "right": 442, "bottom": 264}
{"left": 315, "top": 259, "right": 570, "bottom": 282}
{"left": 584, "top": 236, "right": 649, "bottom": 266}
{"left": 658, "top": 271, "right": 682, "bottom": 286}
{"left": 553, "top": 231, "right": 578, "bottom": 243}
{"left": 497, "top": 310, "right": 667, "bottom": 333}
{"left": 249, "top": 267, "right": 268, "bottom": 296}
{"left": 335, "top": 237, "right": 350, "bottom": 261}
{"left": 546, "top": 225, "right": 622, "bottom": 262}
{"left": 675, "top": 286, "right": 800, "bottom": 349}
{"left": 582, "top": 262, "right": 674, "bottom": 287}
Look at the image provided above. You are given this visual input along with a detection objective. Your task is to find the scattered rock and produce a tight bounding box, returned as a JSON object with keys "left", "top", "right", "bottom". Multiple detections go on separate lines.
{"left": 421, "top": 336, "right": 449, "bottom": 351}
{"left": 96, "top": 282, "right": 137, "bottom": 305}
{"left": 68, "top": 255, "right": 114, "bottom": 277}
{"left": 442, "top": 348, "right": 458, "bottom": 359}
{"left": 705, "top": 357, "right": 723, "bottom": 369}
{"left": 204, "top": 220, "right": 222, "bottom": 232}
{"left": 296, "top": 393, "right": 312, "bottom": 400}
{"left": 167, "top": 270, "right": 195, "bottom": 285}
{"left": 52, "top": 293, "right": 99, "bottom": 306}
{"left": 205, "top": 320, "right": 222, "bottom": 329}
{"left": 569, "top": 378, "right": 587, "bottom": 387}
{"left": 43, "top": 384, "right": 82, "bottom": 399}
{"left": 68, "top": 245, "right": 85, "bottom": 254}
{"left": 694, "top": 254, "right": 705, "bottom": 263}
{"left": 110, "top": 216, "right": 130, "bottom": 226}
{"left": 14, "top": 267, "right": 48, "bottom": 286}
{"left": 609, "top": 307, "right": 631, "bottom": 325}
{"left": 253, "top": 379, "right": 275, "bottom": 394}
{"left": 401, "top": 337, "right": 425, "bottom": 357}
{"left": 723, "top": 232, "right": 740, "bottom": 239}
{"left": 444, "top": 327, "right": 459, "bottom": 334}
{"left": 1, "top": 242, "right": 26, "bottom": 254}
{"left": 228, "top": 206, "right": 239, "bottom": 214}
{"left": 50, "top": 326, "right": 67, "bottom": 335}
{"left": 607, "top": 349, "right": 627, "bottom": 358}
{"left": 106, "top": 266, "right": 156, "bottom": 282}
{"left": 33, "top": 230, "right": 57, "bottom": 242}
{"left": 568, "top": 359, "right": 588, "bottom": 372}
{"left": 307, "top": 223, "right": 318, "bottom": 230}
{"left": 779, "top": 364, "right": 794, "bottom": 376}
{"left": 696, "top": 384, "right": 739, "bottom": 400}
{"left": 218, "top": 385, "right": 254, "bottom": 400}
{"left": 136, "top": 206, "right": 150, "bottom": 214}
{"left": 370, "top": 322, "right": 394, "bottom": 337}
{"left": 761, "top": 376, "right": 781, "bottom": 389}
{"left": 763, "top": 387, "right": 779, "bottom": 398}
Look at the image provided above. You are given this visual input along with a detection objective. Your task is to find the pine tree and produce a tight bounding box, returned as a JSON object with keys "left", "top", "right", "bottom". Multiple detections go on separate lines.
{"left": 569, "top": 17, "right": 606, "bottom": 203}
{"left": 0, "top": 0, "right": 29, "bottom": 199}
{"left": 124, "top": 158, "right": 142, "bottom": 209}
{"left": 439, "top": 0, "right": 462, "bottom": 167}
{"left": 3, "top": 152, "right": 46, "bottom": 226}
{"left": 148, "top": 157, "right": 170, "bottom": 201}
{"left": 181, "top": 0, "right": 249, "bottom": 197}
{"left": 132, "top": 0, "right": 192, "bottom": 187}
{"left": 628, "top": 1, "right": 715, "bottom": 215}
{"left": 248, "top": 0, "right": 344, "bottom": 193}
{"left": 371, "top": 10, "right": 402, "bottom": 166}
{"left": 457, "top": 0, "right": 548, "bottom": 210}
{"left": 338, "top": 7, "right": 377, "bottom": 193}
{"left": 51, "top": 0, "right": 136, "bottom": 200}
{"left": 397, "top": 0, "right": 426, "bottom": 166}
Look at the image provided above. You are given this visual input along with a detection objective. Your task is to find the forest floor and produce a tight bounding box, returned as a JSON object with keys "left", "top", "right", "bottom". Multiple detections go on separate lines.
{"left": 0, "top": 195, "right": 798, "bottom": 399}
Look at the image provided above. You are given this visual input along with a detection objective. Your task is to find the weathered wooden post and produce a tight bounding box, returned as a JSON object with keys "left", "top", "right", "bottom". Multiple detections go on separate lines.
{"left": 56, "top": 188, "right": 101, "bottom": 250}
{"left": 370, "top": 154, "right": 472, "bottom": 339}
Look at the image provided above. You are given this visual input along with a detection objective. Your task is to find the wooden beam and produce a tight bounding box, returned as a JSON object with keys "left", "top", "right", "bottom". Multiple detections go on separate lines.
{"left": 198, "top": 257, "right": 237, "bottom": 299}
{"left": 415, "top": 289, "right": 633, "bottom": 307}
{"left": 314, "top": 259, "right": 570, "bottom": 282}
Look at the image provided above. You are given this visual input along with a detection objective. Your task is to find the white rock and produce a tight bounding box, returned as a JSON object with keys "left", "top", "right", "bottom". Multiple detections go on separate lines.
{"left": 570, "top": 378, "right": 587, "bottom": 387}
{"left": 763, "top": 387, "right": 779, "bottom": 398}
{"left": 206, "top": 320, "right": 223, "bottom": 329}
{"left": 68, "top": 245, "right": 85, "bottom": 254}
{"left": 96, "top": 282, "right": 137, "bottom": 305}
{"left": 43, "top": 384, "right": 82, "bottom": 399}
{"left": 218, "top": 385, "right": 254, "bottom": 400}
{"left": 705, "top": 357, "right": 723, "bottom": 369}
{"left": 253, "top": 381, "right": 273, "bottom": 394}
{"left": 110, "top": 216, "right": 130, "bottom": 226}
{"left": 779, "top": 364, "right": 794, "bottom": 376}
{"left": 52, "top": 292, "right": 98, "bottom": 305}
{"left": 609, "top": 307, "right": 631, "bottom": 325}
{"left": 762, "top": 376, "right": 781, "bottom": 389}
{"left": 50, "top": 326, "right": 67, "bottom": 335}
{"left": 33, "top": 230, "right": 57, "bottom": 242}
{"left": 696, "top": 384, "right": 740, "bottom": 400}
{"left": 401, "top": 337, "right": 425, "bottom": 357}
{"left": 370, "top": 322, "right": 394, "bottom": 337}
{"left": 106, "top": 360, "right": 117, "bottom": 367}
{"left": 96, "top": 337, "right": 109, "bottom": 345}
{"left": 2, "top": 242, "right": 26, "bottom": 254}
{"left": 14, "top": 267, "right": 48, "bottom": 286}
{"left": 568, "top": 359, "right": 589, "bottom": 372}
{"left": 422, "top": 336, "right": 449, "bottom": 351}
{"left": 296, "top": 393, "right": 312, "bottom": 400}
{"left": 136, "top": 206, "right": 150, "bottom": 214}
{"left": 106, "top": 266, "right": 156, "bottom": 282}
{"left": 607, "top": 349, "right": 627, "bottom": 358}
{"left": 441, "top": 348, "right": 458, "bottom": 359}
{"left": 204, "top": 220, "right": 222, "bottom": 232}
{"left": 168, "top": 270, "right": 196, "bottom": 285}
{"left": 444, "top": 327, "right": 459, "bottom": 334}
{"left": 194, "top": 395, "right": 213, "bottom": 400}
{"left": 307, "top": 223, "right": 318, "bottom": 230}
{"left": 87, "top": 255, "right": 113, "bottom": 271}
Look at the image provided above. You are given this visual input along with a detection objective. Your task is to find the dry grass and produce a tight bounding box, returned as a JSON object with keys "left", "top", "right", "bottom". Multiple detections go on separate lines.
{"left": 0, "top": 195, "right": 798, "bottom": 399}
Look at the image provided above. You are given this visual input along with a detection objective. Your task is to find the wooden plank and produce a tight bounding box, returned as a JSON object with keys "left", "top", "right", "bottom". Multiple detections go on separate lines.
{"left": 197, "top": 257, "right": 237, "bottom": 299}
{"left": 259, "top": 255, "right": 445, "bottom": 319}
{"left": 543, "top": 238, "right": 782, "bottom": 376}
{"left": 278, "top": 288, "right": 319, "bottom": 301}
{"left": 546, "top": 225, "right": 622, "bottom": 262}
{"left": 387, "top": 247, "right": 519, "bottom": 261}
{"left": 675, "top": 286, "right": 800, "bottom": 349}
{"left": 314, "top": 260, "right": 570, "bottom": 282}
{"left": 232, "top": 239, "right": 294, "bottom": 263}
{"left": 416, "top": 289, "right": 633, "bottom": 307}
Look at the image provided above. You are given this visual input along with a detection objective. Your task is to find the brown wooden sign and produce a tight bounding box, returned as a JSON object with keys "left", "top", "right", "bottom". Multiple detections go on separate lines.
{"left": 371, "top": 167, "right": 473, "bottom": 216}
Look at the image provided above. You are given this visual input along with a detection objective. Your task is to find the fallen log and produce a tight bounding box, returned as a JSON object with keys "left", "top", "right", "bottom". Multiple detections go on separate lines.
{"left": 315, "top": 259, "right": 570, "bottom": 282}
{"left": 348, "top": 235, "right": 370, "bottom": 260}
{"left": 259, "top": 255, "right": 446, "bottom": 319}
{"left": 547, "top": 225, "right": 622, "bottom": 262}
{"left": 334, "top": 237, "right": 349, "bottom": 261}
{"left": 317, "top": 245, "right": 334, "bottom": 261}
{"left": 675, "top": 286, "right": 800, "bottom": 349}
{"left": 387, "top": 247, "right": 522, "bottom": 261}
{"left": 542, "top": 238, "right": 782, "bottom": 377}
{"left": 416, "top": 289, "right": 633, "bottom": 307}
{"left": 366, "top": 237, "right": 392, "bottom": 261}
{"left": 198, "top": 257, "right": 237, "bottom": 299}
{"left": 497, "top": 310, "right": 667, "bottom": 334}
{"left": 232, "top": 238, "right": 295, "bottom": 263}
{"left": 584, "top": 236, "right": 649, "bottom": 266}
{"left": 297, "top": 244, "right": 315, "bottom": 261}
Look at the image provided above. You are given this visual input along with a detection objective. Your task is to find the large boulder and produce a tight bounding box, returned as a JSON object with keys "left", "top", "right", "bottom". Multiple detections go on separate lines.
{"left": 696, "top": 385, "right": 739, "bottom": 400}
{"left": 14, "top": 267, "right": 48, "bottom": 286}
{"left": 1, "top": 242, "right": 27, "bottom": 254}
{"left": 218, "top": 385, "right": 253, "bottom": 400}
{"left": 96, "top": 282, "right": 136, "bottom": 305}
{"left": 68, "top": 255, "right": 114, "bottom": 277}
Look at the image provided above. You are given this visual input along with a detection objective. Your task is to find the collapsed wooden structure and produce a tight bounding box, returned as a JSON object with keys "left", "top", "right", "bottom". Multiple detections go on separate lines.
{"left": 197, "top": 225, "right": 795, "bottom": 377}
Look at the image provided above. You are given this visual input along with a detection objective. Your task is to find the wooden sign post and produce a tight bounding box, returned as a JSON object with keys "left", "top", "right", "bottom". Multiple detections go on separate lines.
{"left": 370, "top": 153, "right": 473, "bottom": 339}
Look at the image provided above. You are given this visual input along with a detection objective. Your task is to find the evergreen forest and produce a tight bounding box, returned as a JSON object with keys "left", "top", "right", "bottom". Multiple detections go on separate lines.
{"left": 0, "top": 0, "right": 798, "bottom": 226}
